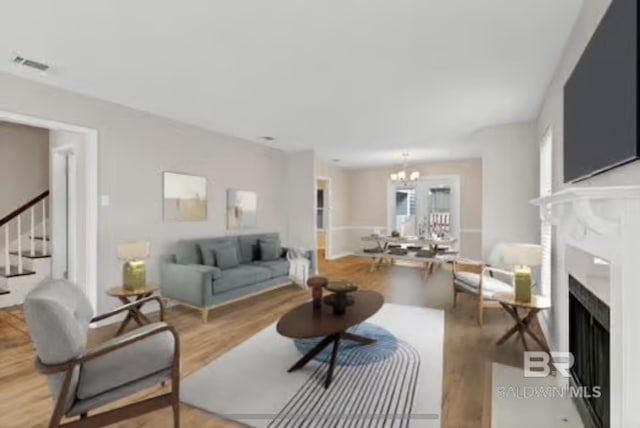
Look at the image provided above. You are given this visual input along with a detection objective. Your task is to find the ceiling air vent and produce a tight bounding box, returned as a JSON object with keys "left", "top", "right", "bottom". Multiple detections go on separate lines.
{"left": 12, "top": 55, "right": 50, "bottom": 72}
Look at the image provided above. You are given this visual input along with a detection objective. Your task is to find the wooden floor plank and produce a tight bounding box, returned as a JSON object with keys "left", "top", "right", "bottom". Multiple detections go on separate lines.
{"left": 0, "top": 256, "right": 547, "bottom": 427}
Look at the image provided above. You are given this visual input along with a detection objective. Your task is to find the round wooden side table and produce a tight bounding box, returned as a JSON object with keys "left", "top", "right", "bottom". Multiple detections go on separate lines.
{"left": 106, "top": 284, "right": 159, "bottom": 336}
{"left": 494, "top": 292, "right": 551, "bottom": 353}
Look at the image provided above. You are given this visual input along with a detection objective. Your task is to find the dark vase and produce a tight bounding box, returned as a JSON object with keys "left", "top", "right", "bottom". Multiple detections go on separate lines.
{"left": 324, "top": 292, "right": 356, "bottom": 315}
{"left": 307, "top": 276, "right": 327, "bottom": 313}
{"left": 324, "top": 281, "right": 358, "bottom": 315}
{"left": 332, "top": 292, "right": 349, "bottom": 315}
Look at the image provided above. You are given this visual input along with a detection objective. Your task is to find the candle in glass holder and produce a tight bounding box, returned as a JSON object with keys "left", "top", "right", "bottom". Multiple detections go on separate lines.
{"left": 514, "top": 266, "right": 533, "bottom": 302}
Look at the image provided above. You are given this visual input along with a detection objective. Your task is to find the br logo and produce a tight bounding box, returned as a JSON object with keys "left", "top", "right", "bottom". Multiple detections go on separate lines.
{"left": 524, "top": 351, "right": 574, "bottom": 378}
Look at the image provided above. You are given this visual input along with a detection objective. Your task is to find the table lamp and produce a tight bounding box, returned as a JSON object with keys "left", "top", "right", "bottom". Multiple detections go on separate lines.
{"left": 502, "top": 243, "right": 543, "bottom": 303}
{"left": 117, "top": 240, "right": 150, "bottom": 291}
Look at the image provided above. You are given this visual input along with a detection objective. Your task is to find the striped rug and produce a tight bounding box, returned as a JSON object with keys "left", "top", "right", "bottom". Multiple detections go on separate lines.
{"left": 181, "top": 303, "right": 444, "bottom": 427}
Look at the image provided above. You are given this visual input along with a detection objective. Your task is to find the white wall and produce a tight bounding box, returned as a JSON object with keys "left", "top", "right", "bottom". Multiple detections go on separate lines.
{"left": 475, "top": 123, "right": 540, "bottom": 259}
{"left": 0, "top": 71, "right": 289, "bottom": 313}
{"left": 0, "top": 121, "right": 49, "bottom": 218}
{"left": 49, "top": 130, "right": 87, "bottom": 294}
{"left": 286, "top": 150, "right": 316, "bottom": 252}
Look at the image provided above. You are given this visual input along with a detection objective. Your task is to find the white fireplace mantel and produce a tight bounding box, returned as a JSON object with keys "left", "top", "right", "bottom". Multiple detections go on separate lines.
{"left": 531, "top": 185, "right": 640, "bottom": 428}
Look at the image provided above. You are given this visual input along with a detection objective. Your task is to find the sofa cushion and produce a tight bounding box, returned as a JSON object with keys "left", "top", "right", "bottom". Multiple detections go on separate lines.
{"left": 197, "top": 243, "right": 215, "bottom": 266}
{"left": 176, "top": 241, "right": 200, "bottom": 265}
{"left": 453, "top": 272, "right": 513, "bottom": 300}
{"left": 238, "top": 233, "right": 280, "bottom": 263}
{"left": 197, "top": 237, "right": 239, "bottom": 267}
{"left": 253, "top": 259, "right": 289, "bottom": 278}
{"left": 259, "top": 240, "right": 281, "bottom": 261}
{"left": 213, "top": 244, "right": 240, "bottom": 270}
{"left": 212, "top": 265, "right": 272, "bottom": 294}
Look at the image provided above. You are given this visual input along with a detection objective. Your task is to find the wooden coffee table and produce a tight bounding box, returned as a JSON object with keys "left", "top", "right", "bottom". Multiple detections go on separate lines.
{"left": 277, "top": 290, "right": 384, "bottom": 388}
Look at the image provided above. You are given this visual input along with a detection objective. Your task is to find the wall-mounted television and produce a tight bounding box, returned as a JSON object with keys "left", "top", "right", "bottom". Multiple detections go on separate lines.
{"left": 563, "top": 0, "right": 638, "bottom": 183}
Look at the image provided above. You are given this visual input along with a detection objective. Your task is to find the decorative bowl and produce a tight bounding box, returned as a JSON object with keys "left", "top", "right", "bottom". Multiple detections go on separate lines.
{"left": 324, "top": 282, "right": 358, "bottom": 315}
{"left": 326, "top": 281, "right": 358, "bottom": 293}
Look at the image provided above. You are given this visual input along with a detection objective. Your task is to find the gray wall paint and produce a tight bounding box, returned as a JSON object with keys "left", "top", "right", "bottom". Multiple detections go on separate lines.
{"left": 0, "top": 72, "right": 289, "bottom": 313}
{"left": 0, "top": 121, "right": 49, "bottom": 218}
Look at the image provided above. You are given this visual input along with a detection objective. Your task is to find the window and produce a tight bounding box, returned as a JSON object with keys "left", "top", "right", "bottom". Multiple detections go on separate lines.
{"left": 540, "top": 129, "right": 553, "bottom": 297}
{"left": 394, "top": 188, "right": 416, "bottom": 235}
{"left": 316, "top": 189, "right": 325, "bottom": 229}
{"left": 426, "top": 187, "right": 451, "bottom": 238}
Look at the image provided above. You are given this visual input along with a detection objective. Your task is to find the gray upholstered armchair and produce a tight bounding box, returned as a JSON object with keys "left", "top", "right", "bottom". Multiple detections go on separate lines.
{"left": 24, "top": 279, "right": 180, "bottom": 428}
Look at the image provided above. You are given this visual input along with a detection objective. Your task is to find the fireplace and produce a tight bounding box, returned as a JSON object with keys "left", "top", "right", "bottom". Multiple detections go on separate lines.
{"left": 532, "top": 185, "right": 640, "bottom": 426}
{"left": 569, "top": 275, "right": 610, "bottom": 428}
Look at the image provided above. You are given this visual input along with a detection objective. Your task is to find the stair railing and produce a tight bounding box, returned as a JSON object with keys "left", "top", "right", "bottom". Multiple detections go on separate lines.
{"left": 0, "top": 190, "right": 49, "bottom": 276}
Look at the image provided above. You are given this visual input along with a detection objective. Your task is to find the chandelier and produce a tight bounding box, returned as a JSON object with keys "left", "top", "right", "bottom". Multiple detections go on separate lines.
{"left": 389, "top": 153, "right": 420, "bottom": 184}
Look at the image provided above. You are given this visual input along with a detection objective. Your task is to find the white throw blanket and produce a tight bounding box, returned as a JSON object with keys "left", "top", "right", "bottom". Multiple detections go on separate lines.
{"left": 287, "top": 249, "right": 309, "bottom": 288}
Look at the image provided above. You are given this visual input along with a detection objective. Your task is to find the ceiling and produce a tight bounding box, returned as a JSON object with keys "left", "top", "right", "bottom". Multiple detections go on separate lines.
{"left": 0, "top": 0, "right": 582, "bottom": 168}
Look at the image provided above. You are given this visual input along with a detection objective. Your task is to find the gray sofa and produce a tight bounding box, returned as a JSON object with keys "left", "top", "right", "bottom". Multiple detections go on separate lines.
{"left": 160, "top": 233, "right": 313, "bottom": 322}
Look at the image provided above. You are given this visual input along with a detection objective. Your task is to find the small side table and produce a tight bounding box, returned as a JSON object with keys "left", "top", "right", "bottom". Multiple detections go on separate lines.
{"left": 106, "top": 284, "right": 160, "bottom": 336}
{"left": 495, "top": 292, "right": 551, "bottom": 353}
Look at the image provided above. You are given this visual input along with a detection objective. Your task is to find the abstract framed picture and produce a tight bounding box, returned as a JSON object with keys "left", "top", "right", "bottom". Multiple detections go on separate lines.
{"left": 227, "top": 189, "right": 257, "bottom": 229}
{"left": 163, "top": 172, "right": 208, "bottom": 221}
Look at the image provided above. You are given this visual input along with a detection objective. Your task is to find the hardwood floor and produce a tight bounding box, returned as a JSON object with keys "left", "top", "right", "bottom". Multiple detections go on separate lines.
{"left": 0, "top": 256, "right": 548, "bottom": 428}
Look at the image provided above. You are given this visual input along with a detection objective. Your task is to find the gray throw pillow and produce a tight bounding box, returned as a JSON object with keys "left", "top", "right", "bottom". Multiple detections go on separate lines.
{"left": 213, "top": 245, "right": 240, "bottom": 270}
{"left": 260, "top": 240, "right": 280, "bottom": 261}
{"left": 197, "top": 243, "right": 216, "bottom": 266}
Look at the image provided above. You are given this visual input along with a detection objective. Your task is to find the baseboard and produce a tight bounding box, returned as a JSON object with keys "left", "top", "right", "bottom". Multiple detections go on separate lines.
{"left": 326, "top": 251, "right": 353, "bottom": 260}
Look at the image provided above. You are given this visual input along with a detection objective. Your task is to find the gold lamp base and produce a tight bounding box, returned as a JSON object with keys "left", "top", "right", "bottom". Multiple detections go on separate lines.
{"left": 123, "top": 260, "right": 146, "bottom": 291}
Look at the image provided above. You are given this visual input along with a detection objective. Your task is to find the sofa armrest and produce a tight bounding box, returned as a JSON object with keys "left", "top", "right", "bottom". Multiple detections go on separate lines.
{"left": 160, "top": 262, "right": 221, "bottom": 307}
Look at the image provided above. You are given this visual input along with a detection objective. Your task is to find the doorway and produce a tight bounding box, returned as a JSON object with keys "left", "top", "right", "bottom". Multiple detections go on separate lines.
{"left": 392, "top": 187, "right": 417, "bottom": 236}
{"left": 315, "top": 177, "right": 331, "bottom": 262}
{"left": 0, "top": 110, "right": 98, "bottom": 312}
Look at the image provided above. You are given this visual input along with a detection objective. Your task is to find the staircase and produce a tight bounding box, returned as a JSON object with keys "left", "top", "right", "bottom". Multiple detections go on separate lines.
{"left": 0, "top": 191, "right": 51, "bottom": 307}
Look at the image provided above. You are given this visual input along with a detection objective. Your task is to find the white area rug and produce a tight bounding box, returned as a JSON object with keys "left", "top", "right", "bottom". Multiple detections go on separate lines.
{"left": 491, "top": 363, "right": 583, "bottom": 428}
{"left": 181, "top": 303, "right": 444, "bottom": 427}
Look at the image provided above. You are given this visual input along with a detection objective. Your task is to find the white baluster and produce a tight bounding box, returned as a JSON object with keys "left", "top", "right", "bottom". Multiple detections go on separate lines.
{"left": 30, "top": 206, "right": 35, "bottom": 257}
{"left": 17, "top": 215, "right": 23, "bottom": 274}
{"left": 4, "top": 225, "right": 9, "bottom": 276}
{"left": 42, "top": 198, "right": 47, "bottom": 256}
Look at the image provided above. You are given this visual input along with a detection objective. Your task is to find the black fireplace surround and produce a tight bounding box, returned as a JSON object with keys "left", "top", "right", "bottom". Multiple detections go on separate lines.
{"left": 569, "top": 275, "right": 610, "bottom": 428}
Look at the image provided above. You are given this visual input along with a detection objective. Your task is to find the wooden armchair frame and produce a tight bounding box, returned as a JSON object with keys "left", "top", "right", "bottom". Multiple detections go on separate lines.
{"left": 452, "top": 261, "right": 514, "bottom": 326}
{"left": 35, "top": 296, "right": 180, "bottom": 428}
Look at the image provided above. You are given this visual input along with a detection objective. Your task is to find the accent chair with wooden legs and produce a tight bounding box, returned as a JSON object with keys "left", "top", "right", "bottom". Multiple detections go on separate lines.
{"left": 24, "top": 279, "right": 180, "bottom": 428}
{"left": 452, "top": 261, "right": 514, "bottom": 326}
